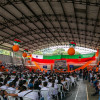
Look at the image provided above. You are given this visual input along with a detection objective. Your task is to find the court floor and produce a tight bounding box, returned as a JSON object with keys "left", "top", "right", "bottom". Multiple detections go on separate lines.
{"left": 64, "top": 79, "right": 99, "bottom": 100}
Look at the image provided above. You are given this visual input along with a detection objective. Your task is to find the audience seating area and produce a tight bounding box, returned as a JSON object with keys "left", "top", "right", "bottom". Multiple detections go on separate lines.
{"left": 0, "top": 66, "right": 78, "bottom": 100}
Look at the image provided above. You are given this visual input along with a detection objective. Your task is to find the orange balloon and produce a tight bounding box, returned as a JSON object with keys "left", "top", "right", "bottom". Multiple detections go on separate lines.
{"left": 6, "top": 69, "right": 9, "bottom": 72}
{"left": 29, "top": 54, "right": 32, "bottom": 57}
{"left": 68, "top": 47, "right": 75, "bottom": 55}
{"left": 12, "top": 45, "right": 19, "bottom": 52}
{"left": 28, "top": 60, "right": 31, "bottom": 63}
{"left": 2, "top": 66, "right": 5, "bottom": 69}
{"left": 22, "top": 52, "right": 27, "bottom": 57}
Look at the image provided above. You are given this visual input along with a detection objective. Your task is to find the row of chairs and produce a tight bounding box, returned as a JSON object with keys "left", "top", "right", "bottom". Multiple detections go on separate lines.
{"left": 0, "top": 77, "right": 77, "bottom": 100}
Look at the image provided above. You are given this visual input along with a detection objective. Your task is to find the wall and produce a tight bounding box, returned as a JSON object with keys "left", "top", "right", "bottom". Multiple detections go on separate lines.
{"left": 0, "top": 54, "right": 23, "bottom": 65}
{"left": 0, "top": 54, "right": 12, "bottom": 64}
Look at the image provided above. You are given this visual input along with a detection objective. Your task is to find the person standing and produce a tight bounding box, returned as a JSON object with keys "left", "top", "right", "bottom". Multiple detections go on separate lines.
{"left": 83, "top": 70, "right": 85, "bottom": 81}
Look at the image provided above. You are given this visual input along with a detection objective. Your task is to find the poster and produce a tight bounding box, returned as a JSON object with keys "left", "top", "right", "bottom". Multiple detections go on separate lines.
{"left": 54, "top": 60, "right": 67, "bottom": 69}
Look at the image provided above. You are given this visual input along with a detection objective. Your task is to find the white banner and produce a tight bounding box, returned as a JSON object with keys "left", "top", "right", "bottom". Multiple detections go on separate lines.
{"left": 32, "top": 54, "right": 43, "bottom": 59}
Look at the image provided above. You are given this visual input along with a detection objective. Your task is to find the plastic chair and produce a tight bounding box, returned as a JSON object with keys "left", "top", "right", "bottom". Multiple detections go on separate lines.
{"left": 0, "top": 95, "right": 3, "bottom": 100}
{"left": 99, "top": 90, "right": 100, "bottom": 100}
{"left": 6, "top": 89, "right": 16, "bottom": 94}
{"left": 66, "top": 81, "right": 70, "bottom": 91}
{"left": 63, "top": 82, "right": 68, "bottom": 97}
{"left": 23, "top": 97, "right": 33, "bottom": 100}
{"left": 7, "top": 96, "right": 16, "bottom": 100}
{"left": 6, "top": 89, "right": 16, "bottom": 100}
{"left": 70, "top": 76, "right": 76, "bottom": 87}
{"left": 57, "top": 84, "right": 63, "bottom": 100}
{"left": 15, "top": 90, "right": 20, "bottom": 100}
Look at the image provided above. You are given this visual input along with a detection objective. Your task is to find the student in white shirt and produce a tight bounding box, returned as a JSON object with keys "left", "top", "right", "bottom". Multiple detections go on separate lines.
{"left": 38, "top": 80, "right": 43, "bottom": 89}
{"left": 47, "top": 79, "right": 52, "bottom": 87}
{"left": 51, "top": 79, "right": 58, "bottom": 96}
{"left": 41, "top": 81, "right": 51, "bottom": 100}
{"left": 42, "top": 77, "right": 46, "bottom": 85}
{"left": 55, "top": 78, "right": 58, "bottom": 84}
{"left": 0, "top": 79, "right": 8, "bottom": 90}
{"left": 7, "top": 82, "right": 16, "bottom": 93}
{"left": 8, "top": 83, "right": 39, "bottom": 100}
{"left": 6, "top": 86, "right": 27, "bottom": 97}
{"left": 7, "top": 83, "right": 39, "bottom": 100}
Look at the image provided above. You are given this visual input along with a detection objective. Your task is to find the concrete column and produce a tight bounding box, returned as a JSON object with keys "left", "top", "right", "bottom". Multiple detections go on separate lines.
{"left": 97, "top": 47, "right": 100, "bottom": 63}
{"left": 22, "top": 57, "right": 25, "bottom": 67}
{"left": 96, "top": 47, "right": 100, "bottom": 66}
{"left": 11, "top": 50, "right": 14, "bottom": 65}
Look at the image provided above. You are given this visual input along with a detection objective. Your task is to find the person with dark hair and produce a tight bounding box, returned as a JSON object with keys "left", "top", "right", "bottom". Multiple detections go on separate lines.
{"left": 19, "top": 86, "right": 27, "bottom": 93}
{"left": 41, "top": 81, "right": 51, "bottom": 100}
{"left": 0, "top": 83, "right": 3, "bottom": 87}
{"left": 29, "top": 77, "right": 35, "bottom": 85}
{"left": 83, "top": 70, "right": 86, "bottom": 81}
{"left": 38, "top": 80, "right": 43, "bottom": 89}
{"left": 22, "top": 80, "right": 27, "bottom": 87}
{"left": 7, "top": 82, "right": 16, "bottom": 93}
{"left": 6, "top": 83, "right": 39, "bottom": 100}
{"left": 34, "top": 81, "right": 41, "bottom": 90}
{"left": 57, "top": 78, "right": 64, "bottom": 99}
{"left": 43, "top": 81, "right": 48, "bottom": 87}
{"left": 0, "top": 78, "right": 3, "bottom": 83}
{"left": 51, "top": 79, "right": 58, "bottom": 97}
{"left": 0, "top": 78, "right": 8, "bottom": 90}
{"left": 42, "top": 77, "right": 46, "bottom": 85}
{"left": 47, "top": 79, "right": 52, "bottom": 87}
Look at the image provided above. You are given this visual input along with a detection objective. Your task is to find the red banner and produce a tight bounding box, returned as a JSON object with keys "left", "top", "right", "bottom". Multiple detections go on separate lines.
{"left": 32, "top": 56, "right": 95, "bottom": 64}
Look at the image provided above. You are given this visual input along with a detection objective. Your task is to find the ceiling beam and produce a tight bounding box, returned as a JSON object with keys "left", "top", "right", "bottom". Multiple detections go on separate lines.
{"left": 1, "top": 0, "right": 100, "bottom": 6}
{"left": 21, "top": 0, "right": 60, "bottom": 45}
{"left": 91, "top": 6, "right": 100, "bottom": 46}
{"left": 72, "top": 1, "right": 81, "bottom": 46}
{"left": 59, "top": 0, "right": 74, "bottom": 43}
{"left": 1, "top": 14, "right": 100, "bottom": 31}
{"left": 35, "top": 1, "right": 66, "bottom": 44}
{"left": 7, "top": 0, "right": 56, "bottom": 46}
{"left": 47, "top": 0, "right": 71, "bottom": 43}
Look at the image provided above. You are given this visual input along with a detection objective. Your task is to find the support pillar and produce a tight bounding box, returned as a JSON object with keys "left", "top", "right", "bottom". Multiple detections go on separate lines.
{"left": 67, "top": 64, "right": 70, "bottom": 72}
{"left": 11, "top": 50, "right": 14, "bottom": 65}
{"left": 22, "top": 57, "right": 25, "bottom": 67}
{"left": 99, "top": 48, "right": 100, "bottom": 62}
{"left": 97, "top": 47, "right": 100, "bottom": 64}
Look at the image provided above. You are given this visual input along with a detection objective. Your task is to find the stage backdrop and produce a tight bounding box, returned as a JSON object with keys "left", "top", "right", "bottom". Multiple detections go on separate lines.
{"left": 54, "top": 60, "right": 67, "bottom": 69}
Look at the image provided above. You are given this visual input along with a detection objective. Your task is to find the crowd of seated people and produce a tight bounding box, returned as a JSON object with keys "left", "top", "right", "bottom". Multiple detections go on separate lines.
{"left": 86, "top": 69, "right": 100, "bottom": 96}
{"left": 0, "top": 67, "right": 77, "bottom": 100}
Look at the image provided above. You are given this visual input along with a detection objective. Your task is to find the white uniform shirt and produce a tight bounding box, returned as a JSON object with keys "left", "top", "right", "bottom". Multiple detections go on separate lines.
{"left": 90, "top": 73, "right": 92, "bottom": 78}
{"left": 55, "top": 79, "right": 58, "bottom": 84}
{"left": 18, "top": 90, "right": 38, "bottom": 100}
{"left": 41, "top": 87, "right": 51, "bottom": 100}
{"left": 61, "top": 81, "right": 66, "bottom": 86}
{"left": 0, "top": 85, "right": 8, "bottom": 90}
{"left": 7, "top": 87, "right": 16, "bottom": 93}
{"left": 70, "top": 76, "right": 75, "bottom": 83}
{"left": 53, "top": 83, "right": 58, "bottom": 95}
{"left": 47, "top": 82, "right": 52, "bottom": 87}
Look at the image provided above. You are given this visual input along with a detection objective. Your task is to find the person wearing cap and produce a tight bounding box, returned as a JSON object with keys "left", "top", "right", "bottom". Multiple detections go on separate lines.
{"left": 6, "top": 83, "right": 39, "bottom": 100}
